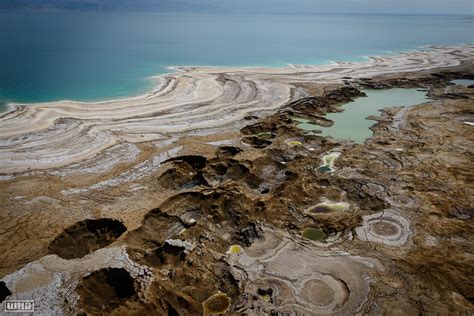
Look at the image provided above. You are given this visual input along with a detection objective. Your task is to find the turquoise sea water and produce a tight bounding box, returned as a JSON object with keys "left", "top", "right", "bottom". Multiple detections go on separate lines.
{"left": 0, "top": 12, "right": 472, "bottom": 108}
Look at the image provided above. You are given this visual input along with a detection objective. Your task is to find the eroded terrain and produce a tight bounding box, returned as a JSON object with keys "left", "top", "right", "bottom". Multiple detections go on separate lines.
{"left": 0, "top": 47, "right": 473, "bottom": 315}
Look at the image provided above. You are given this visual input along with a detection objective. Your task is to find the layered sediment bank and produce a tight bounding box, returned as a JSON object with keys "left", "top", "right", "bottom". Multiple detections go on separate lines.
{"left": 0, "top": 46, "right": 473, "bottom": 314}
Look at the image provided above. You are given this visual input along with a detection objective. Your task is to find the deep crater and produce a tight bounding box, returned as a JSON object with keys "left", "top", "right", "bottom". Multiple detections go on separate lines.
{"left": 48, "top": 218, "right": 127, "bottom": 259}
{"left": 76, "top": 267, "right": 136, "bottom": 314}
{"left": 0, "top": 281, "right": 11, "bottom": 303}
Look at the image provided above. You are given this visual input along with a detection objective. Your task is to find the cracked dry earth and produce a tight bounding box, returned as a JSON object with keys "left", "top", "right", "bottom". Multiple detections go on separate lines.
{"left": 0, "top": 64, "right": 474, "bottom": 315}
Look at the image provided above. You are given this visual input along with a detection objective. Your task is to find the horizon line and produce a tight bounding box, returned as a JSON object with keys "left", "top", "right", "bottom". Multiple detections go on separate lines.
{"left": 0, "top": 9, "right": 472, "bottom": 16}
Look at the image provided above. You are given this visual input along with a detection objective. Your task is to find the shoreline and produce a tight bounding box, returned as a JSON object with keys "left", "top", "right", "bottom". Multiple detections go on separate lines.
{"left": 1, "top": 43, "right": 470, "bottom": 110}
{"left": 0, "top": 45, "right": 473, "bottom": 174}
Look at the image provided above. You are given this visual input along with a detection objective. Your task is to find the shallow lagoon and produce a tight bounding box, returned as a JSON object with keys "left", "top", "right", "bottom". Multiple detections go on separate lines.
{"left": 320, "top": 88, "right": 430, "bottom": 143}
{"left": 291, "top": 117, "right": 321, "bottom": 133}
{"left": 302, "top": 228, "right": 326, "bottom": 241}
{"left": 318, "top": 152, "right": 341, "bottom": 173}
{"left": 452, "top": 79, "right": 474, "bottom": 87}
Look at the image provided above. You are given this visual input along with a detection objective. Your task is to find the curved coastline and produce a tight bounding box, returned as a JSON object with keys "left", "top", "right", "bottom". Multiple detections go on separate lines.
{"left": 2, "top": 43, "right": 469, "bottom": 109}
{"left": 0, "top": 44, "right": 473, "bottom": 174}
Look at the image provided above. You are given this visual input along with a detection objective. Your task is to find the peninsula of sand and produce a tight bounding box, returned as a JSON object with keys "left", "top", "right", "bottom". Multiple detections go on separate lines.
{"left": 0, "top": 45, "right": 473, "bottom": 175}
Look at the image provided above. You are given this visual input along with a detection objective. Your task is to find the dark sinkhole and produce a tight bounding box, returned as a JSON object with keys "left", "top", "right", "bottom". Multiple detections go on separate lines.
{"left": 77, "top": 268, "right": 136, "bottom": 313}
{"left": 48, "top": 218, "right": 127, "bottom": 259}
{"left": 0, "top": 281, "right": 11, "bottom": 303}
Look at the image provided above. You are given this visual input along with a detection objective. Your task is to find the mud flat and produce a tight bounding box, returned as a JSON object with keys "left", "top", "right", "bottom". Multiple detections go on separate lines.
{"left": 0, "top": 46, "right": 473, "bottom": 314}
